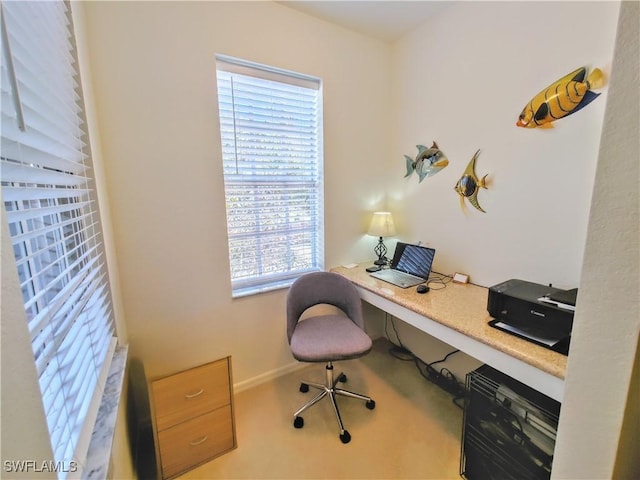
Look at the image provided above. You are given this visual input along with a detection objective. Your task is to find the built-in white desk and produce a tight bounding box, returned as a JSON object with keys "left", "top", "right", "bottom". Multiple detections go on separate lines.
{"left": 331, "top": 264, "right": 567, "bottom": 402}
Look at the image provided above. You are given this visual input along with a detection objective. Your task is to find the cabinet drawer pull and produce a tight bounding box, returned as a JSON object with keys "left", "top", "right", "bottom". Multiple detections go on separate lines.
{"left": 184, "top": 388, "right": 204, "bottom": 399}
{"left": 189, "top": 435, "right": 208, "bottom": 446}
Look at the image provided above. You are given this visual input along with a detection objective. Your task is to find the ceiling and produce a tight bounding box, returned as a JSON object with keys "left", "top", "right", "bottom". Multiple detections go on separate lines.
{"left": 277, "top": 1, "right": 451, "bottom": 42}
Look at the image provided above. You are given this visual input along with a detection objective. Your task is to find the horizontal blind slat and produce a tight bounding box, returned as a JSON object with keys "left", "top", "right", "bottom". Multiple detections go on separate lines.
{"left": 1, "top": 185, "right": 91, "bottom": 202}
{"left": 1, "top": 159, "right": 89, "bottom": 185}
{"left": 5, "top": 200, "right": 90, "bottom": 224}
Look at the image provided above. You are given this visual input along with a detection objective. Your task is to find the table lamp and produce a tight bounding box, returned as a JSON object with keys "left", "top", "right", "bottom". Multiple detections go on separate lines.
{"left": 367, "top": 211, "right": 396, "bottom": 266}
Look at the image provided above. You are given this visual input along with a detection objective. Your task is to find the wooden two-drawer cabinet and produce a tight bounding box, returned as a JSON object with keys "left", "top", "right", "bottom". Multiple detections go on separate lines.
{"left": 151, "top": 357, "right": 236, "bottom": 479}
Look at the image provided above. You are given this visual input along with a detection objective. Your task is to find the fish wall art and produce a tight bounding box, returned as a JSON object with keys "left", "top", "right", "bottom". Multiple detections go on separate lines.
{"left": 516, "top": 66, "right": 606, "bottom": 129}
{"left": 404, "top": 142, "right": 449, "bottom": 182}
{"left": 454, "top": 150, "right": 488, "bottom": 213}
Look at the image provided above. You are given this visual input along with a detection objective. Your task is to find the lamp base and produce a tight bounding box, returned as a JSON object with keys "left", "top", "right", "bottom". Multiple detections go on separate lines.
{"left": 373, "top": 236, "right": 388, "bottom": 266}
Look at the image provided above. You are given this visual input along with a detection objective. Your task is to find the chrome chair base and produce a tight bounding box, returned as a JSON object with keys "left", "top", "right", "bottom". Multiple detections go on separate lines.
{"left": 292, "top": 361, "right": 375, "bottom": 444}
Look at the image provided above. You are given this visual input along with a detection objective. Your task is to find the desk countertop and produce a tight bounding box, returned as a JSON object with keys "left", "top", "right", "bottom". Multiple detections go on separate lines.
{"left": 331, "top": 264, "right": 567, "bottom": 380}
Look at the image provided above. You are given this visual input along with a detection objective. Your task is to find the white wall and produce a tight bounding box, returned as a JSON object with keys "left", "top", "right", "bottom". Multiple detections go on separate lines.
{"left": 82, "top": 1, "right": 392, "bottom": 384}
{"left": 70, "top": 2, "right": 134, "bottom": 477}
{"left": 389, "top": 1, "right": 620, "bottom": 289}
{"left": 554, "top": 2, "right": 639, "bottom": 477}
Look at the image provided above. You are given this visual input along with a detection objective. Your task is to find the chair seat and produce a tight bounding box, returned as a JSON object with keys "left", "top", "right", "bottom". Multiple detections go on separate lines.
{"left": 290, "top": 314, "right": 373, "bottom": 362}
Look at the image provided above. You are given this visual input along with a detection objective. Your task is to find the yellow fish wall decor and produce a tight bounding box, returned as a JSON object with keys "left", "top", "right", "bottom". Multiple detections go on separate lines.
{"left": 454, "top": 150, "right": 488, "bottom": 213}
{"left": 516, "top": 66, "right": 606, "bottom": 129}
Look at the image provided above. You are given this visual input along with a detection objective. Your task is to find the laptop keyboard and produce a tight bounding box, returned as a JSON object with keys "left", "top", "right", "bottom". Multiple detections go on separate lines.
{"left": 383, "top": 269, "right": 422, "bottom": 283}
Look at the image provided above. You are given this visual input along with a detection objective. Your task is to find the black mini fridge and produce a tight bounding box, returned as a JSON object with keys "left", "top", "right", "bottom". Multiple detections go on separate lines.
{"left": 460, "top": 365, "right": 561, "bottom": 480}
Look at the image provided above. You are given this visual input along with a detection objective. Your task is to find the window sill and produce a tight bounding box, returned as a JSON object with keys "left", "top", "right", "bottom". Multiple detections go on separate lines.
{"left": 231, "top": 269, "right": 323, "bottom": 298}
{"left": 232, "top": 280, "right": 294, "bottom": 298}
{"left": 82, "top": 345, "right": 129, "bottom": 479}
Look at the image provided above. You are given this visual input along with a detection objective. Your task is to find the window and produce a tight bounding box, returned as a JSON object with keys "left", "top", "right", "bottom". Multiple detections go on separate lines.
{"left": 216, "top": 55, "right": 324, "bottom": 297}
{"left": 1, "top": 1, "right": 116, "bottom": 476}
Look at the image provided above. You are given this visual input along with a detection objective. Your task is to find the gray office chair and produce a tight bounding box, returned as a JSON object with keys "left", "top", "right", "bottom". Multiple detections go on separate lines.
{"left": 286, "top": 271, "right": 376, "bottom": 444}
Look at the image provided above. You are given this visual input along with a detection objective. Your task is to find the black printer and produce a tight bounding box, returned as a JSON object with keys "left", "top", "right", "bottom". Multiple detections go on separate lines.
{"left": 487, "top": 279, "right": 577, "bottom": 355}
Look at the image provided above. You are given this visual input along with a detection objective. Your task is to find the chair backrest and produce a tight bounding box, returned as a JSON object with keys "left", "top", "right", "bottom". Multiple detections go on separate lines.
{"left": 286, "top": 271, "right": 364, "bottom": 343}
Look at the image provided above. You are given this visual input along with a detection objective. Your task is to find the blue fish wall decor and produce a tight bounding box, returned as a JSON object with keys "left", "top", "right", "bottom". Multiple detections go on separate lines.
{"left": 404, "top": 142, "right": 449, "bottom": 183}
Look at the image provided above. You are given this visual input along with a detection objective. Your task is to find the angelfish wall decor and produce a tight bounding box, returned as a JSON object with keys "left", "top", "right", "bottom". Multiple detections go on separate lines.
{"left": 404, "top": 142, "right": 449, "bottom": 183}
{"left": 454, "top": 149, "right": 488, "bottom": 213}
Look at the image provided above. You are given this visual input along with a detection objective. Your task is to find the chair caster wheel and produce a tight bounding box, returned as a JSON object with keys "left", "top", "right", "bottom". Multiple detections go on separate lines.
{"left": 338, "top": 373, "right": 347, "bottom": 383}
{"left": 299, "top": 383, "right": 309, "bottom": 393}
{"left": 293, "top": 416, "right": 304, "bottom": 428}
{"left": 366, "top": 399, "right": 376, "bottom": 410}
{"left": 340, "top": 430, "right": 351, "bottom": 444}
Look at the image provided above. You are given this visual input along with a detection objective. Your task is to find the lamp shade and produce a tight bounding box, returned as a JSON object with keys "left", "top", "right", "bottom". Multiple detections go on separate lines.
{"left": 367, "top": 212, "right": 396, "bottom": 237}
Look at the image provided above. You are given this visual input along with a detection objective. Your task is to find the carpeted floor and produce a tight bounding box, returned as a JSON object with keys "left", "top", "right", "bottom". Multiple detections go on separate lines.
{"left": 179, "top": 337, "right": 464, "bottom": 479}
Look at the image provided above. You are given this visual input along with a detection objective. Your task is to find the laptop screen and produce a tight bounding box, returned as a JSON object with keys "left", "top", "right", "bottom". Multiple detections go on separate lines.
{"left": 393, "top": 243, "right": 435, "bottom": 279}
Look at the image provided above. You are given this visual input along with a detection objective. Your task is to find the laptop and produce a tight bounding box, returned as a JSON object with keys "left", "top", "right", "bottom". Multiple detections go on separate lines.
{"left": 369, "top": 242, "right": 436, "bottom": 288}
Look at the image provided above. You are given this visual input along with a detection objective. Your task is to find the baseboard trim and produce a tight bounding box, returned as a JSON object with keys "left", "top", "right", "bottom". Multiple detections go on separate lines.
{"left": 233, "top": 361, "right": 307, "bottom": 394}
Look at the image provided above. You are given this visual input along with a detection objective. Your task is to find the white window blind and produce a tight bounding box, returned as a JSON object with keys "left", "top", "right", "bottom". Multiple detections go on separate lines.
{"left": 216, "top": 56, "right": 324, "bottom": 297}
{"left": 1, "top": 1, "right": 116, "bottom": 476}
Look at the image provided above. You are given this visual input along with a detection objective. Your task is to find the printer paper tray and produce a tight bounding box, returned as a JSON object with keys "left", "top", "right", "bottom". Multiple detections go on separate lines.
{"left": 489, "top": 319, "right": 570, "bottom": 355}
